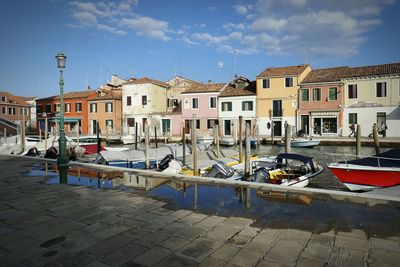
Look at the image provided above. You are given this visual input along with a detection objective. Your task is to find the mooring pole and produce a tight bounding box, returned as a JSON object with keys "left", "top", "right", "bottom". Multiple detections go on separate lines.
{"left": 135, "top": 122, "right": 138, "bottom": 150}
{"left": 145, "top": 121, "right": 150, "bottom": 169}
{"left": 246, "top": 187, "right": 251, "bottom": 209}
{"left": 3, "top": 128, "right": 6, "bottom": 144}
{"left": 245, "top": 123, "right": 251, "bottom": 178}
{"left": 44, "top": 118, "right": 48, "bottom": 152}
{"left": 239, "top": 116, "right": 243, "bottom": 163}
{"left": 192, "top": 114, "right": 197, "bottom": 176}
{"left": 182, "top": 126, "right": 186, "bottom": 166}
{"left": 21, "top": 112, "right": 26, "bottom": 153}
{"left": 285, "top": 123, "right": 291, "bottom": 153}
{"left": 194, "top": 183, "right": 198, "bottom": 209}
{"left": 96, "top": 121, "right": 101, "bottom": 154}
{"left": 215, "top": 124, "right": 220, "bottom": 159}
{"left": 154, "top": 126, "right": 158, "bottom": 148}
{"left": 373, "top": 124, "right": 380, "bottom": 154}
{"left": 356, "top": 124, "right": 361, "bottom": 156}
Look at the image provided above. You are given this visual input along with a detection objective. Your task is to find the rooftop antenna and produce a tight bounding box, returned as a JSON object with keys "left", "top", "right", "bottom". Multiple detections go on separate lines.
{"left": 233, "top": 50, "right": 237, "bottom": 78}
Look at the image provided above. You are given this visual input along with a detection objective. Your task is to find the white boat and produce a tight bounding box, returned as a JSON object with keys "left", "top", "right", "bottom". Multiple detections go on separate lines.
{"left": 279, "top": 138, "right": 320, "bottom": 148}
{"left": 196, "top": 135, "right": 214, "bottom": 146}
{"left": 219, "top": 136, "right": 235, "bottom": 146}
{"left": 104, "top": 146, "right": 130, "bottom": 152}
{"left": 121, "top": 135, "right": 136, "bottom": 145}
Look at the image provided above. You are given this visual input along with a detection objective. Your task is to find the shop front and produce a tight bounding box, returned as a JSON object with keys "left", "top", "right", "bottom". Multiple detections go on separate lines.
{"left": 311, "top": 112, "right": 339, "bottom": 136}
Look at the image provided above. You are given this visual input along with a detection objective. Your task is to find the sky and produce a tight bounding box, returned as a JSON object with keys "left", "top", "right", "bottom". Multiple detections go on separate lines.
{"left": 1, "top": 0, "right": 400, "bottom": 98}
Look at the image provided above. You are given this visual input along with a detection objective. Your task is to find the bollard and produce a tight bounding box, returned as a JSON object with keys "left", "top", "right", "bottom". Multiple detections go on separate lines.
{"left": 182, "top": 126, "right": 186, "bottom": 166}
{"left": 285, "top": 123, "right": 291, "bottom": 153}
{"left": 145, "top": 122, "right": 150, "bottom": 169}
{"left": 244, "top": 124, "right": 251, "bottom": 178}
{"left": 373, "top": 124, "right": 380, "bottom": 154}
{"left": 356, "top": 124, "right": 361, "bottom": 156}
{"left": 239, "top": 116, "right": 243, "bottom": 163}
{"left": 192, "top": 114, "right": 197, "bottom": 176}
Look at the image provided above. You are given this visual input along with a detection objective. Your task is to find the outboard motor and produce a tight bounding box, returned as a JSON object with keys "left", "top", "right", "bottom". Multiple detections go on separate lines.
{"left": 157, "top": 154, "right": 174, "bottom": 171}
{"left": 204, "top": 161, "right": 236, "bottom": 179}
{"left": 254, "top": 167, "right": 270, "bottom": 183}
{"left": 44, "top": 146, "right": 58, "bottom": 159}
{"left": 26, "top": 147, "right": 40, "bottom": 157}
{"left": 92, "top": 153, "right": 109, "bottom": 165}
{"left": 67, "top": 147, "right": 77, "bottom": 161}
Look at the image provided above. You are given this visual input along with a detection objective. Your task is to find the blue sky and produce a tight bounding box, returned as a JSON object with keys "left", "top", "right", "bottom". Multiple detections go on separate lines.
{"left": 1, "top": 0, "right": 399, "bottom": 97}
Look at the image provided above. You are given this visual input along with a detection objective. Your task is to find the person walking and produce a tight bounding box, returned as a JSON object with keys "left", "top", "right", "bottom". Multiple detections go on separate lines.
{"left": 348, "top": 124, "right": 355, "bottom": 137}
{"left": 379, "top": 122, "right": 387, "bottom": 137}
{"left": 368, "top": 123, "right": 377, "bottom": 138}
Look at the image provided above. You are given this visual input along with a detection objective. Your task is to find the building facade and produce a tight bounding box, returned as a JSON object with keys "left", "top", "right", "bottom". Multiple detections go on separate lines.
{"left": 0, "top": 91, "right": 33, "bottom": 132}
{"left": 256, "top": 65, "right": 311, "bottom": 137}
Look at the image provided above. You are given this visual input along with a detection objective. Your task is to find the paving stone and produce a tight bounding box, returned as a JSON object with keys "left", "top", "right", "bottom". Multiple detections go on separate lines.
{"left": 84, "top": 261, "right": 111, "bottom": 267}
{"left": 199, "top": 256, "right": 227, "bottom": 267}
{"left": 256, "top": 260, "right": 289, "bottom": 267}
{"left": 179, "top": 213, "right": 208, "bottom": 225}
{"left": 264, "top": 240, "right": 305, "bottom": 266}
{"left": 130, "top": 231, "right": 170, "bottom": 248}
{"left": 161, "top": 221, "right": 191, "bottom": 234}
{"left": 228, "top": 234, "right": 253, "bottom": 247}
{"left": 246, "top": 229, "right": 284, "bottom": 252}
{"left": 238, "top": 226, "right": 261, "bottom": 238}
{"left": 49, "top": 250, "right": 94, "bottom": 267}
{"left": 301, "top": 243, "right": 331, "bottom": 262}
{"left": 337, "top": 229, "right": 367, "bottom": 240}
{"left": 369, "top": 237, "right": 400, "bottom": 252}
{"left": 101, "top": 242, "right": 147, "bottom": 266}
{"left": 99, "top": 215, "right": 126, "bottom": 225}
{"left": 194, "top": 215, "right": 226, "bottom": 230}
{"left": 227, "top": 248, "right": 265, "bottom": 267}
{"left": 328, "top": 246, "right": 365, "bottom": 267}
{"left": 178, "top": 226, "right": 207, "bottom": 240}
{"left": 296, "top": 257, "right": 325, "bottom": 267}
{"left": 211, "top": 244, "right": 241, "bottom": 261}
{"left": 309, "top": 233, "right": 334, "bottom": 247}
{"left": 0, "top": 226, "right": 14, "bottom": 235}
{"left": 154, "top": 253, "right": 198, "bottom": 267}
{"left": 169, "top": 209, "right": 193, "bottom": 219}
{"left": 90, "top": 224, "right": 130, "bottom": 240}
{"left": 281, "top": 229, "right": 311, "bottom": 246}
{"left": 159, "top": 236, "right": 191, "bottom": 251}
{"left": 224, "top": 217, "right": 253, "bottom": 227}
{"left": 203, "top": 224, "right": 241, "bottom": 242}
{"left": 129, "top": 245, "right": 172, "bottom": 266}
{"left": 369, "top": 247, "right": 400, "bottom": 267}
{"left": 82, "top": 222, "right": 109, "bottom": 233}
{"left": 179, "top": 237, "right": 223, "bottom": 262}
{"left": 86, "top": 235, "right": 133, "bottom": 257}
{"left": 334, "top": 235, "right": 368, "bottom": 251}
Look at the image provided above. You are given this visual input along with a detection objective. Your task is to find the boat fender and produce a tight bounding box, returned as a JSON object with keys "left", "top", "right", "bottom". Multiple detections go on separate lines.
{"left": 26, "top": 147, "right": 40, "bottom": 157}
{"left": 44, "top": 146, "right": 58, "bottom": 159}
{"left": 158, "top": 154, "right": 174, "bottom": 171}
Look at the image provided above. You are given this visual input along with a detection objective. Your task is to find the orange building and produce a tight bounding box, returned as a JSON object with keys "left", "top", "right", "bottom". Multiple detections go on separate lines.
{"left": 36, "top": 91, "right": 95, "bottom": 135}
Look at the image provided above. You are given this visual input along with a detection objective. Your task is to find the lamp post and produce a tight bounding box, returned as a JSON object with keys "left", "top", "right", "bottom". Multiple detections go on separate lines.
{"left": 56, "top": 52, "right": 68, "bottom": 183}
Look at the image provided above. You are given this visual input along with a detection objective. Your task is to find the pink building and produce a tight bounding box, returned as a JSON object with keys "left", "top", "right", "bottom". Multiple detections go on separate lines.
{"left": 298, "top": 67, "right": 348, "bottom": 136}
{"left": 181, "top": 83, "right": 225, "bottom": 135}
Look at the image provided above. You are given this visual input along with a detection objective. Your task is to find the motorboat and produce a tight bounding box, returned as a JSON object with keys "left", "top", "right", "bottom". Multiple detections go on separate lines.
{"left": 278, "top": 138, "right": 320, "bottom": 148}
{"left": 69, "top": 136, "right": 105, "bottom": 154}
{"left": 219, "top": 136, "right": 235, "bottom": 146}
{"left": 326, "top": 149, "right": 400, "bottom": 191}
{"left": 121, "top": 135, "right": 136, "bottom": 145}
{"left": 196, "top": 135, "right": 214, "bottom": 146}
{"left": 241, "top": 136, "right": 258, "bottom": 147}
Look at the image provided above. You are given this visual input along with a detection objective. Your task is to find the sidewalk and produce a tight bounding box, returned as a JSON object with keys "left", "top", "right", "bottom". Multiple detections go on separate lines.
{"left": 0, "top": 155, "right": 400, "bottom": 266}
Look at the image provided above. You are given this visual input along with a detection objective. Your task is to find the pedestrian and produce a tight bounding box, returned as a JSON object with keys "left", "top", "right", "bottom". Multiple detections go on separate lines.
{"left": 378, "top": 122, "right": 387, "bottom": 137}
{"left": 368, "top": 123, "right": 377, "bottom": 138}
{"left": 348, "top": 124, "right": 355, "bottom": 137}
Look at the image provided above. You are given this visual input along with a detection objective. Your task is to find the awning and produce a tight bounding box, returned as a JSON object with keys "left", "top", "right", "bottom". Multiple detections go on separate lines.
{"left": 49, "top": 117, "right": 81, "bottom": 123}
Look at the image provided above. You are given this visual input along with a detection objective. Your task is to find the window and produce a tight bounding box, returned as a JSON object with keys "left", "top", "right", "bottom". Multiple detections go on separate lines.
{"left": 272, "top": 100, "right": 282, "bottom": 117}
{"left": 161, "top": 119, "right": 171, "bottom": 134}
{"left": 349, "top": 113, "right": 357, "bottom": 124}
{"left": 54, "top": 104, "right": 61, "bottom": 113}
{"left": 127, "top": 118, "right": 135, "bottom": 127}
{"left": 105, "top": 120, "right": 113, "bottom": 129}
{"left": 1, "top": 96, "right": 6, "bottom": 102}
{"left": 376, "top": 82, "right": 387, "bottom": 97}
{"left": 126, "top": 96, "right": 132, "bottom": 106}
{"left": 312, "top": 88, "right": 321, "bottom": 101}
{"left": 301, "top": 89, "right": 309, "bottom": 101}
{"left": 65, "top": 103, "right": 71, "bottom": 113}
{"left": 75, "top": 102, "right": 82, "bottom": 112}
{"left": 328, "top": 88, "right": 338, "bottom": 101}
{"left": 90, "top": 103, "right": 97, "bottom": 113}
{"left": 221, "top": 102, "right": 232, "bottom": 111}
{"left": 168, "top": 98, "right": 179, "bottom": 107}
{"left": 1, "top": 107, "right": 6, "bottom": 114}
{"left": 19, "top": 108, "right": 27, "bottom": 115}
{"left": 196, "top": 119, "right": 200, "bottom": 129}
{"left": 142, "top": 95, "right": 147, "bottom": 105}
{"left": 46, "top": 104, "right": 52, "bottom": 113}
{"left": 348, "top": 84, "right": 357, "bottom": 99}
{"left": 242, "top": 101, "right": 253, "bottom": 111}
{"left": 192, "top": 98, "right": 199, "bottom": 109}
{"left": 285, "top": 77, "right": 293, "bottom": 87}
{"left": 207, "top": 119, "right": 218, "bottom": 129}
{"left": 262, "top": 78, "right": 270, "bottom": 89}
{"left": 210, "top": 97, "right": 217, "bottom": 108}
{"left": 36, "top": 105, "right": 42, "bottom": 114}
{"left": 8, "top": 108, "right": 15, "bottom": 115}
{"left": 105, "top": 102, "right": 113, "bottom": 112}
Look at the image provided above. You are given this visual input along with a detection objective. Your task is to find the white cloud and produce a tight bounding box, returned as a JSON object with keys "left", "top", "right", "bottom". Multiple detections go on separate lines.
{"left": 223, "top": 23, "right": 246, "bottom": 31}
{"left": 120, "top": 16, "right": 170, "bottom": 41}
{"left": 250, "top": 17, "right": 287, "bottom": 31}
{"left": 71, "top": 11, "right": 97, "bottom": 27}
{"left": 233, "top": 4, "right": 251, "bottom": 15}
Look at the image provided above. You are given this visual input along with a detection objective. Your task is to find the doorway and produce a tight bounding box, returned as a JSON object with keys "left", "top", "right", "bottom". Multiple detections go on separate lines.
{"left": 92, "top": 120, "right": 97, "bottom": 135}
{"left": 273, "top": 120, "right": 282, "bottom": 136}
{"left": 300, "top": 115, "right": 309, "bottom": 136}
{"left": 224, "top": 120, "right": 231, "bottom": 136}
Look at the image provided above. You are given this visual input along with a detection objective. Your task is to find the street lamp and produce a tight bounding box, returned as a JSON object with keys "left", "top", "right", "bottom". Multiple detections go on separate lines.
{"left": 56, "top": 52, "right": 68, "bottom": 183}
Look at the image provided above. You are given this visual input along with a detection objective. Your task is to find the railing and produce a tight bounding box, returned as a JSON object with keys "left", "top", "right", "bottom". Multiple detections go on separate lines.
{"left": 325, "top": 153, "right": 400, "bottom": 168}
{"left": 0, "top": 118, "right": 18, "bottom": 130}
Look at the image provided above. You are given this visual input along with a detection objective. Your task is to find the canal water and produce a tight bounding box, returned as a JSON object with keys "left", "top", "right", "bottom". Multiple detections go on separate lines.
{"left": 28, "top": 145, "right": 400, "bottom": 238}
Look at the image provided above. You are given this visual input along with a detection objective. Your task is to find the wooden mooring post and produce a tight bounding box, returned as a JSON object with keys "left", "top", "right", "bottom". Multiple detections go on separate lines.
{"left": 194, "top": 183, "right": 198, "bottom": 209}
{"left": 356, "top": 124, "right": 361, "bottom": 155}
{"left": 215, "top": 124, "right": 220, "bottom": 159}
{"left": 3, "top": 128, "right": 6, "bottom": 144}
{"left": 21, "top": 112, "right": 26, "bottom": 153}
{"left": 373, "top": 124, "right": 380, "bottom": 154}
{"left": 285, "top": 123, "right": 291, "bottom": 153}
{"left": 239, "top": 116, "right": 243, "bottom": 163}
{"left": 145, "top": 122, "right": 150, "bottom": 169}
{"left": 192, "top": 114, "right": 197, "bottom": 176}
{"left": 96, "top": 122, "right": 101, "bottom": 154}
{"left": 154, "top": 126, "right": 158, "bottom": 148}
{"left": 135, "top": 122, "right": 138, "bottom": 150}
{"left": 246, "top": 187, "right": 251, "bottom": 209}
{"left": 182, "top": 126, "right": 186, "bottom": 166}
{"left": 244, "top": 124, "right": 251, "bottom": 178}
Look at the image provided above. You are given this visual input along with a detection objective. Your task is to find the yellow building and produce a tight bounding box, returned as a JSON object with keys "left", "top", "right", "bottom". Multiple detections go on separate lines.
{"left": 256, "top": 65, "right": 311, "bottom": 137}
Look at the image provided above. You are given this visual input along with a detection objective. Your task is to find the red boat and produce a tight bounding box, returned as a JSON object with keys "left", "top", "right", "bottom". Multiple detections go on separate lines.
{"left": 327, "top": 149, "right": 400, "bottom": 191}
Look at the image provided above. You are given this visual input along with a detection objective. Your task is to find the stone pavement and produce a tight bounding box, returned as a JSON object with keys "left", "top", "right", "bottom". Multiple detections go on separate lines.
{"left": 1, "top": 155, "right": 400, "bottom": 267}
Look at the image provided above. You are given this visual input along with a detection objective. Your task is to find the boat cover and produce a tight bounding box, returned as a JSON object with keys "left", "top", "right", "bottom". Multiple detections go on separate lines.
{"left": 276, "top": 153, "right": 314, "bottom": 165}
{"left": 341, "top": 149, "right": 400, "bottom": 168}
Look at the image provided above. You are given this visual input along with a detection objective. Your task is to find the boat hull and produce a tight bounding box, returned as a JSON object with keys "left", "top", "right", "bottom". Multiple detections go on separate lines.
{"left": 278, "top": 139, "right": 320, "bottom": 148}
{"left": 328, "top": 164, "right": 400, "bottom": 190}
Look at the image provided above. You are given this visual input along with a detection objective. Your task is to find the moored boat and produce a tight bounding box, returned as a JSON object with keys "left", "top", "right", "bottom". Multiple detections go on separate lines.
{"left": 326, "top": 149, "right": 400, "bottom": 191}
{"left": 219, "top": 136, "right": 235, "bottom": 146}
{"left": 278, "top": 138, "right": 320, "bottom": 148}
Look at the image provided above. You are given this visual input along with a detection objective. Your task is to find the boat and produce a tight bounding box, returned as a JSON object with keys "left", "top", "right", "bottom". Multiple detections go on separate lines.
{"left": 326, "top": 149, "right": 400, "bottom": 191}
{"left": 278, "top": 138, "right": 320, "bottom": 148}
{"left": 241, "top": 136, "right": 258, "bottom": 147}
{"left": 203, "top": 153, "right": 323, "bottom": 187}
{"left": 121, "top": 135, "right": 136, "bottom": 145}
{"left": 196, "top": 135, "right": 214, "bottom": 146}
{"left": 103, "top": 146, "right": 130, "bottom": 152}
{"left": 69, "top": 136, "right": 105, "bottom": 154}
{"left": 219, "top": 136, "right": 235, "bottom": 146}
